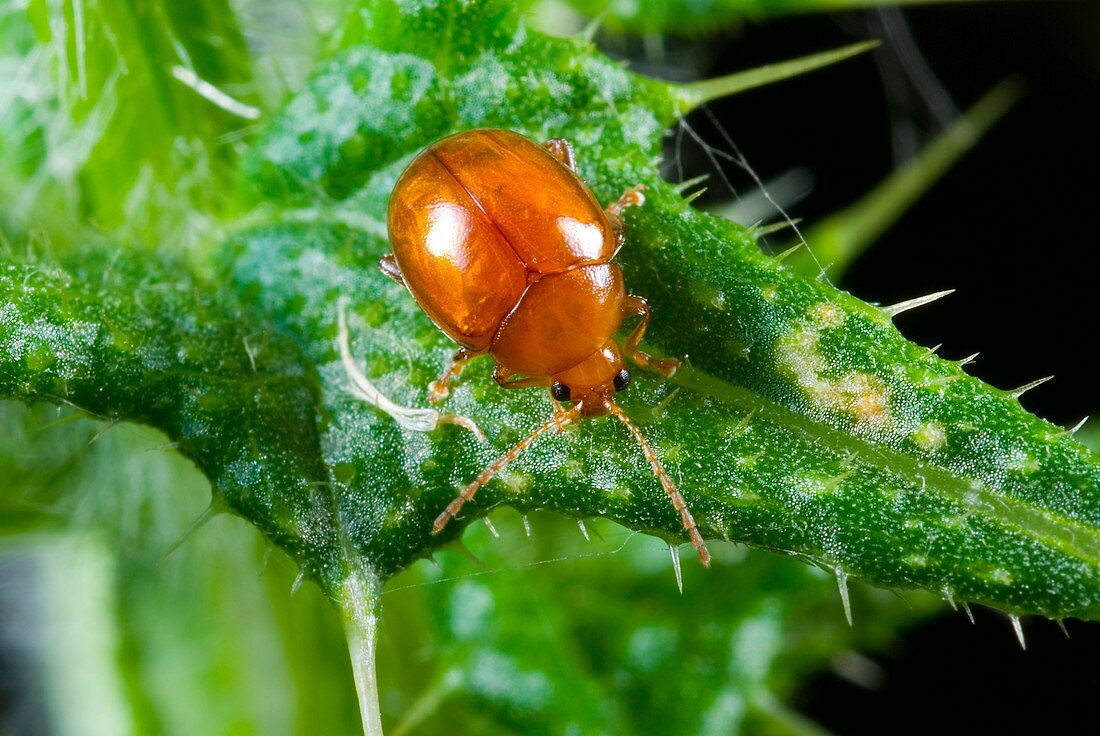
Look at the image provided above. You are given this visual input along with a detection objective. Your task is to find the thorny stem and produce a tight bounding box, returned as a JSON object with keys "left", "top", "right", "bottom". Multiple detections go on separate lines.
{"left": 342, "top": 566, "right": 386, "bottom": 736}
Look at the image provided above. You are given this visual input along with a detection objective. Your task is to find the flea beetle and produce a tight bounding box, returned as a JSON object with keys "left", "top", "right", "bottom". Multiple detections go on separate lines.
{"left": 382, "top": 128, "right": 710, "bottom": 566}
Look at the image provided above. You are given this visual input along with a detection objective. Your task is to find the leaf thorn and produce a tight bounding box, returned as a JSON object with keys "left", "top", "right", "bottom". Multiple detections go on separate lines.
{"left": 673, "top": 174, "right": 709, "bottom": 194}
{"left": 670, "top": 543, "right": 684, "bottom": 595}
{"left": 291, "top": 569, "right": 305, "bottom": 595}
{"left": 957, "top": 352, "right": 980, "bottom": 367}
{"left": 881, "top": 289, "right": 955, "bottom": 319}
{"left": 677, "top": 40, "right": 880, "bottom": 108}
{"left": 773, "top": 242, "right": 804, "bottom": 262}
{"left": 682, "top": 187, "right": 708, "bottom": 205}
{"left": 962, "top": 602, "right": 975, "bottom": 624}
{"left": 157, "top": 503, "right": 220, "bottom": 565}
{"left": 836, "top": 569, "right": 853, "bottom": 626}
{"left": 88, "top": 418, "right": 120, "bottom": 445}
{"left": 753, "top": 218, "right": 803, "bottom": 238}
{"left": 1009, "top": 375, "right": 1054, "bottom": 399}
{"left": 1009, "top": 614, "right": 1026, "bottom": 650}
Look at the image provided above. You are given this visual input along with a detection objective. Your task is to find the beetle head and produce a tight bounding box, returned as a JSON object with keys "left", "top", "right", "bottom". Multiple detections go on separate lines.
{"left": 549, "top": 340, "right": 630, "bottom": 417}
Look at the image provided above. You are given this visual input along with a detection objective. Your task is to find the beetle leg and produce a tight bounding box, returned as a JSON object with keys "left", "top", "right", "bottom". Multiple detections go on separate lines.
{"left": 622, "top": 294, "right": 680, "bottom": 377}
{"left": 604, "top": 184, "right": 647, "bottom": 236}
{"left": 542, "top": 138, "right": 577, "bottom": 172}
{"left": 430, "top": 348, "right": 477, "bottom": 404}
{"left": 493, "top": 364, "right": 549, "bottom": 390}
{"left": 432, "top": 406, "right": 583, "bottom": 535}
{"left": 607, "top": 401, "right": 710, "bottom": 567}
{"left": 379, "top": 253, "right": 404, "bottom": 285}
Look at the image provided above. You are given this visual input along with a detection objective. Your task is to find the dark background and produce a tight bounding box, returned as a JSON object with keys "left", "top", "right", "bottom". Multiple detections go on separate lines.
{"left": 602, "top": 1, "right": 1100, "bottom": 731}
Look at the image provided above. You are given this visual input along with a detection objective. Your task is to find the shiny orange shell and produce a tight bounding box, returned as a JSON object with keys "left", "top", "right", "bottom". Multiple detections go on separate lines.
{"left": 386, "top": 129, "right": 625, "bottom": 378}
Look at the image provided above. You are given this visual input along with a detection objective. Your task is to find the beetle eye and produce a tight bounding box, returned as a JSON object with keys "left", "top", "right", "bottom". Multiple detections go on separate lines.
{"left": 613, "top": 369, "right": 631, "bottom": 392}
{"left": 550, "top": 382, "right": 571, "bottom": 402}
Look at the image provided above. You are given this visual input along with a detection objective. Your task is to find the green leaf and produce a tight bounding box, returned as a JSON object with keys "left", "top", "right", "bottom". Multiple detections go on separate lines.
{"left": 221, "top": 0, "right": 1100, "bottom": 621}
{"left": 4, "top": 0, "right": 1097, "bottom": 618}
{"left": 0, "top": 249, "right": 345, "bottom": 592}
{"left": 3, "top": 1, "right": 1099, "bottom": 730}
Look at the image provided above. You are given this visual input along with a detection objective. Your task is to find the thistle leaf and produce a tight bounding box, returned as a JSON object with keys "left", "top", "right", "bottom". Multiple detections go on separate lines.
{"left": 4, "top": 2, "right": 1096, "bottom": 733}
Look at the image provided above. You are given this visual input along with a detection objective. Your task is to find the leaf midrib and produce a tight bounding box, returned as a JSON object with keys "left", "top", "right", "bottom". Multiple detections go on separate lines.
{"left": 226, "top": 201, "right": 1100, "bottom": 570}
{"left": 674, "top": 367, "right": 1100, "bottom": 566}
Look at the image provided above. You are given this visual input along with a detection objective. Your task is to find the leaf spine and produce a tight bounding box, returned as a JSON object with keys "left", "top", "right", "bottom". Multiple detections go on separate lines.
{"left": 881, "top": 289, "right": 955, "bottom": 318}
{"left": 1009, "top": 614, "right": 1026, "bottom": 650}
{"left": 1008, "top": 375, "right": 1054, "bottom": 399}
{"left": 836, "top": 569, "right": 853, "bottom": 626}
{"left": 670, "top": 544, "right": 684, "bottom": 594}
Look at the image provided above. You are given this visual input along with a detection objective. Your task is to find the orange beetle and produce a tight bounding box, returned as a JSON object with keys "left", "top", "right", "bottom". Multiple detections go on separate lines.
{"left": 383, "top": 128, "right": 710, "bottom": 566}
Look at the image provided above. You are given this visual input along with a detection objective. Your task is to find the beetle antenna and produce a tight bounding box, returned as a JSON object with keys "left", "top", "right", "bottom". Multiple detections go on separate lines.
{"left": 606, "top": 401, "right": 711, "bottom": 568}
{"left": 433, "top": 407, "right": 582, "bottom": 535}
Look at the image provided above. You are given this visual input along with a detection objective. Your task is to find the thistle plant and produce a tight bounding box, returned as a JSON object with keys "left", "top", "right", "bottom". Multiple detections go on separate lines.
{"left": 1, "top": 1, "right": 1095, "bottom": 734}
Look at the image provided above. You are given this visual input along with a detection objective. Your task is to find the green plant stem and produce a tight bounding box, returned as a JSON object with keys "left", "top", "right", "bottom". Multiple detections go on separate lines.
{"left": 342, "top": 566, "right": 386, "bottom": 736}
